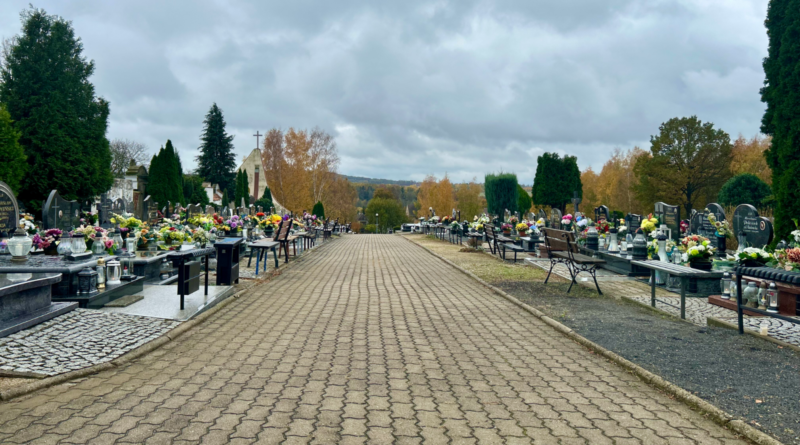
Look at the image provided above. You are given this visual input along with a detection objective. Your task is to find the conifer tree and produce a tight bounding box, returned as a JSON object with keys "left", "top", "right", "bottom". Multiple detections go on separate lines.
{"left": 761, "top": 0, "right": 800, "bottom": 238}
{"left": 0, "top": 105, "right": 26, "bottom": 191}
{"left": 196, "top": 103, "right": 236, "bottom": 196}
{"left": 255, "top": 187, "right": 274, "bottom": 212}
{"left": 0, "top": 8, "right": 113, "bottom": 211}
{"left": 312, "top": 201, "right": 325, "bottom": 219}
{"left": 163, "top": 140, "right": 183, "bottom": 204}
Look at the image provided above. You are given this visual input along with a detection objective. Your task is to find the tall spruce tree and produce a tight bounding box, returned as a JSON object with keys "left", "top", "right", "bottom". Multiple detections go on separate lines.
{"left": 163, "top": 140, "right": 183, "bottom": 204}
{"left": 197, "top": 103, "right": 236, "bottom": 196}
{"left": 312, "top": 201, "right": 325, "bottom": 219}
{"left": 147, "top": 148, "right": 167, "bottom": 206}
{"left": 234, "top": 169, "right": 250, "bottom": 206}
{"left": 255, "top": 187, "right": 274, "bottom": 212}
{"left": 0, "top": 105, "right": 26, "bottom": 192}
{"left": 0, "top": 8, "right": 113, "bottom": 211}
{"left": 761, "top": 0, "right": 800, "bottom": 239}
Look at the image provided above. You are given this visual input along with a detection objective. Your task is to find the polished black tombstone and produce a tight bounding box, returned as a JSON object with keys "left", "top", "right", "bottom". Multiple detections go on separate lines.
{"left": 732, "top": 204, "right": 774, "bottom": 248}
{"left": 654, "top": 202, "right": 680, "bottom": 242}
{"left": 214, "top": 238, "right": 243, "bottom": 285}
{"left": 0, "top": 181, "right": 20, "bottom": 239}
{"left": 0, "top": 273, "right": 77, "bottom": 338}
{"left": 42, "top": 190, "right": 82, "bottom": 231}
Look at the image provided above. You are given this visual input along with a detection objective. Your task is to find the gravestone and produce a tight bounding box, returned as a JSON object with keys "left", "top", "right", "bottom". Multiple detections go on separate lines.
{"left": 571, "top": 191, "right": 581, "bottom": 214}
{"left": 145, "top": 196, "right": 159, "bottom": 222}
{"left": 594, "top": 205, "right": 609, "bottom": 223}
{"left": 537, "top": 209, "right": 548, "bottom": 227}
{"left": 0, "top": 181, "right": 20, "bottom": 238}
{"left": 186, "top": 204, "right": 200, "bottom": 220}
{"left": 222, "top": 206, "right": 229, "bottom": 217}
{"left": 43, "top": 190, "right": 81, "bottom": 231}
{"left": 98, "top": 194, "right": 113, "bottom": 229}
{"left": 112, "top": 198, "right": 126, "bottom": 215}
{"left": 625, "top": 213, "right": 642, "bottom": 231}
{"left": 690, "top": 210, "right": 707, "bottom": 237}
{"left": 249, "top": 204, "right": 255, "bottom": 216}
{"left": 205, "top": 205, "right": 215, "bottom": 216}
{"left": 257, "top": 206, "right": 263, "bottom": 214}
{"left": 550, "top": 208, "right": 562, "bottom": 230}
{"left": 139, "top": 196, "right": 150, "bottom": 221}
{"left": 654, "top": 202, "right": 680, "bottom": 242}
{"left": 241, "top": 198, "right": 246, "bottom": 209}
{"left": 732, "top": 204, "right": 774, "bottom": 248}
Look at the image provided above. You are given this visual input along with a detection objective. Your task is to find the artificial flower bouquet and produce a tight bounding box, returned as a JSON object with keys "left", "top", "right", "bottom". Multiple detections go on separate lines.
{"left": 681, "top": 243, "right": 715, "bottom": 263}
{"left": 508, "top": 215, "right": 519, "bottom": 225}
{"left": 640, "top": 214, "right": 659, "bottom": 235}
{"left": 33, "top": 228, "right": 62, "bottom": 250}
{"left": 561, "top": 214, "right": 573, "bottom": 226}
{"left": 516, "top": 222, "right": 529, "bottom": 234}
{"left": 706, "top": 210, "right": 731, "bottom": 237}
{"left": 74, "top": 225, "right": 107, "bottom": 242}
{"left": 735, "top": 247, "right": 772, "bottom": 266}
{"left": 680, "top": 234, "right": 710, "bottom": 250}
{"left": 501, "top": 223, "right": 513, "bottom": 233}
{"left": 111, "top": 213, "right": 143, "bottom": 230}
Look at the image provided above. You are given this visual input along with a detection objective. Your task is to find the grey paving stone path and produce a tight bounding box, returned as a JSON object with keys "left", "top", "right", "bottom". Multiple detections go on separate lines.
{"left": 0, "top": 235, "right": 746, "bottom": 444}
{"left": 0, "top": 310, "right": 180, "bottom": 377}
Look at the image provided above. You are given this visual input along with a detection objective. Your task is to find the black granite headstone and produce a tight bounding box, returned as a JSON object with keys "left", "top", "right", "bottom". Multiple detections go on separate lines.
{"left": 625, "top": 213, "right": 642, "bottom": 231}
{"left": 43, "top": 190, "right": 81, "bottom": 231}
{"left": 98, "top": 194, "right": 112, "bottom": 229}
{"left": 0, "top": 181, "right": 20, "bottom": 238}
{"left": 732, "top": 204, "right": 774, "bottom": 248}
{"left": 594, "top": 205, "right": 609, "bottom": 223}
{"left": 654, "top": 202, "right": 680, "bottom": 242}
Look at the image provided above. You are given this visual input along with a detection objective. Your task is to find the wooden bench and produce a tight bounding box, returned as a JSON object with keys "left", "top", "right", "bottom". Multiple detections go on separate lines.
{"left": 541, "top": 228, "right": 605, "bottom": 294}
{"left": 485, "top": 224, "right": 525, "bottom": 262}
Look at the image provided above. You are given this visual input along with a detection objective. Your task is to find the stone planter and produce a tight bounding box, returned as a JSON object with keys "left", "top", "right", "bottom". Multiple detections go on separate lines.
{"left": 689, "top": 260, "right": 713, "bottom": 271}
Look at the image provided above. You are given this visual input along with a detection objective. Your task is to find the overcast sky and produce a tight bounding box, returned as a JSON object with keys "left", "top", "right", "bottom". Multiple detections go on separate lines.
{"left": 1, "top": 0, "right": 769, "bottom": 183}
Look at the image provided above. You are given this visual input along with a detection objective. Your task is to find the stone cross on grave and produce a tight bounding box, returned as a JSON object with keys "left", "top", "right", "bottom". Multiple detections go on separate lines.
{"left": 253, "top": 131, "right": 262, "bottom": 149}
{"left": 571, "top": 191, "right": 581, "bottom": 214}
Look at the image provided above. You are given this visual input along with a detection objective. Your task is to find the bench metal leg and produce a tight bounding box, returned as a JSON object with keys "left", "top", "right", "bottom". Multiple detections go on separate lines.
{"left": 650, "top": 269, "right": 656, "bottom": 308}
{"left": 247, "top": 248, "right": 254, "bottom": 268}
{"left": 254, "top": 249, "right": 260, "bottom": 276}
{"left": 592, "top": 270, "right": 603, "bottom": 295}
{"left": 680, "top": 277, "right": 686, "bottom": 319}
{"left": 273, "top": 247, "right": 278, "bottom": 269}
{"left": 544, "top": 260, "right": 556, "bottom": 284}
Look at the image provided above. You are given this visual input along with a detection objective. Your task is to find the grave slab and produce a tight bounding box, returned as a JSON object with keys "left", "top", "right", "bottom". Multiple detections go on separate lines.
{"left": 0, "top": 273, "right": 77, "bottom": 338}
{"left": 98, "top": 284, "right": 235, "bottom": 321}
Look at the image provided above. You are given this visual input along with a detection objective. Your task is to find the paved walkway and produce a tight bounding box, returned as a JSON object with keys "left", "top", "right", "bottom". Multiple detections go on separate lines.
{"left": 0, "top": 236, "right": 745, "bottom": 444}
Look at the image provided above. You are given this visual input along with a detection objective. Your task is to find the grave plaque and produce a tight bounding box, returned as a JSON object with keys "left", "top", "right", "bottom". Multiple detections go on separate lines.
{"left": 550, "top": 208, "right": 562, "bottom": 230}
{"left": 594, "top": 205, "right": 609, "bottom": 223}
{"left": 732, "top": 204, "right": 774, "bottom": 248}
{"left": 690, "top": 210, "right": 709, "bottom": 237}
{"left": 0, "top": 181, "right": 20, "bottom": 237}
{"left": 43, "top": 190, "right": 81, "bottom": 231}
{"left": 625, "top": 213, "right": 642, "bottom": 231}
{"left": 654, "top": 202, "right": 680, "bottom": 242}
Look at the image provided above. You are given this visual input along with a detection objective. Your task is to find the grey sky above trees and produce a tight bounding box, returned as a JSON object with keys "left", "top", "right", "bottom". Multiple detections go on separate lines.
{"left": 0, "top": 0, "right": 769, "bottom": 182}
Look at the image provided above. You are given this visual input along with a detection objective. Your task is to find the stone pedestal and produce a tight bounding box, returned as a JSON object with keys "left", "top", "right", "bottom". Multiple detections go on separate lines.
{"left": 0, "top": 273, "right": 77, "bottom": 338}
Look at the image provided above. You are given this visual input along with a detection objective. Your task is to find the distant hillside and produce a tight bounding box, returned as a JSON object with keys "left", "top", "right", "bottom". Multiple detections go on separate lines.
{"left": 341, "top": 175, "right": 418, "bottom": 186}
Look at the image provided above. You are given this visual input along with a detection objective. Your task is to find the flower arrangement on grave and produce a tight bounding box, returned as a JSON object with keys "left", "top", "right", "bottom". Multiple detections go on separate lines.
{"left": 508, "top": 215, "right": 519, "bottom": 225}
{"left": 221, "top": 215, "right": 243, "bottom": 233}
{"left": 450, "top": 221, "right": 460, "bottom": 230}
{"left": 33, "top": 229, "right": 61, "bottom": 252}
{"left": 617, "top": 224, "right": 628, "bottom": 238}
{"left": 19, "top": 214, "right": 37, "bottom": 235}
{"left": 789, "top": 219, "right": 800, "bottom": 248}
{"left": 501, "top": 223, "right": 512, "bottom": 234}
{"left": 680, "top": 234, "right": 710, "bottom": 250}
{"left": 192, "top": 228, "right": 210, "bottom": 246}
{"left": 681, "top": 242, "right": 715, "bottom": 263}
{"left": 188, "top": 215, "right": 215, "bottom": 231}
{"left": 640, "top": 214, "right": 659, "bottom": 235}
{"left": 516, "top": 223, "right": 529, "bottom": 235}
{"left": 111, "top": 213, "right": 142, "bottom": 230}
{"left": 576, "top": 216, "right": 589, "bottom": 230}
{"left": 441, "top": 215, "right": 453, "bottom": 224}
{"left": 706, "top": 211, "right": 731, "bottom": 237}
{"left": 138, "top": 228, "right": 157, "bottom": 248}
{"left": 74, "top": 225, "right": 107, "bottom": 244}
{"left": 159, "top": 226, "right": 191, "bottom": 245}
{"left": 101, "top": 235, "right": 119, "bottom": 255}
{"left": 80, "top": 210, "right": 98, "bottom": 226}
{"left": 561, "top": 214, "right": 573, "bottom": 226}
{"left": 595, "top": 220, "right": 610, "bottom": 234}
{"left": 735, "top": 247, "right": 772, "bottom": 266}
{"left": 471, "top": 221, "right": 485, "bottom": 232}
{"left": 680, "top": 220, "right": 689, "bottom": 235}
{"left": 430, "top": 216, "right": 440, "bottom": 223}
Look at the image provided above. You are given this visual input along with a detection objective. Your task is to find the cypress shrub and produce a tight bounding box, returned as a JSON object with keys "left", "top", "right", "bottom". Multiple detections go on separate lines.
{"left": 484, "top": 173, "right": 519, "bottom": 217}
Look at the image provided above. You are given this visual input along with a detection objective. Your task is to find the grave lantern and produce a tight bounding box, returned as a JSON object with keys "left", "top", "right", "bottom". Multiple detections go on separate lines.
{"left": 607, "top": 227, "right": 619, "bottom": 253}
{"left": 120, "top": 253, "right": 134, "bottom": 279}
{"left": 96, "top": 257, "right": 106, "bottom": 289}
{"left": 8, "top": 226, "right": 33, "bottom": 262}
{"left": 125, "top": 237, "right": 136, "bottom": 254}
{"left": 631, "top": 229, "right": 648, "bottom": 260}
{"left": 106, "top": 259, "right": 122, "bottom": 285}
{"left": 720, "top": 272, "right": 732, "bottom": 300}
{"left": 767, "top": 282, "right": 778, "bottom": 313}
{"left": 77, "top": 267, "right": 98, "bottom": 296}
{"left": 655, "top": 230, "right": 669, "bottom": 284}
{"left": 586, "top": 225, "right": 599, "bottom": 251}
{"left": 71, "top": 232, "right": 87, "bottom": 254}
{"left": 92, "top": 236, "right": 106, "bottom": 255}
{"left": 111, "top": 229, "right": 123, "bottom": 252}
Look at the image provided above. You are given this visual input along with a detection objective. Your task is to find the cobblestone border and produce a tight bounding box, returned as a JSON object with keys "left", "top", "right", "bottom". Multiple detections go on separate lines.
{"left": 0, "top": 237, "right": 340, "bottom": 403}
{"left": 402, "top": 235, "right": 783, "bottom": 445}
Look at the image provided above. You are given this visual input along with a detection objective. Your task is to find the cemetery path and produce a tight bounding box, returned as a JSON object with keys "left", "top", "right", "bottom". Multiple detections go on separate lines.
{"left": 0, "top": 235, "right": 747, "bottom": 444}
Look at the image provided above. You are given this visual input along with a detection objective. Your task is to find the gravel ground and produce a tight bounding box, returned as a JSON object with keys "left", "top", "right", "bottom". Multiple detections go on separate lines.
{"left": 405, "top": 234, "right": 800, "bottom": 445}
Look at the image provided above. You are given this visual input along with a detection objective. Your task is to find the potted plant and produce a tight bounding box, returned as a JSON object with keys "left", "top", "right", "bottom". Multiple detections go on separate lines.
{"left": 516, "top": 222, "right": 529, "bottom": 237}
{"left": 501, "top": 223, "right": 512, "bottom": 236}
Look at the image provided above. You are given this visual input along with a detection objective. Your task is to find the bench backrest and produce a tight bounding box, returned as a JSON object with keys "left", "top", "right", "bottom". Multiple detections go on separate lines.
{"left": 540, "top": 228, "right": 577, "bottom": 254}
{"left": 484, "top": 224, "right": 498, "bottom": 241}
{"left": 275, "top": 219, "right": 292, "bottom": 242}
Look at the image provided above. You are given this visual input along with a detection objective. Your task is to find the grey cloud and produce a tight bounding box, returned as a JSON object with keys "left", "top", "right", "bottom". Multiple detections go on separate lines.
{"left": 0, "top": 0, "right": 769, "bottom": 182}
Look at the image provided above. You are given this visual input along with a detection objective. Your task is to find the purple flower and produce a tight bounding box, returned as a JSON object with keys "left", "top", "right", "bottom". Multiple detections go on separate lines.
{"left": 230, "top": 222, "right": 238, "bottom": 229}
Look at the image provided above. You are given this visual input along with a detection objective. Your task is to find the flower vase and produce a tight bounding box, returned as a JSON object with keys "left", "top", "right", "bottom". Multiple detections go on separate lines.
{"left": 716, "top": 234, "right": 726, "bottom": 257}
{"left": 689, "top": 259, "right": 713, "bottom": 271}
{"left": 86, "top": 239, "right": 93, "bottom": 252}
{"left": 741, "top": 259, "right": 764, "bottom": 268}
{"left": 164, "top": 238, "right": 173, "bottom": 246}
{"left": 43, "top": 244, "right": 59, "bottom": 255}
{"left": 503, "top": 230, "right": 511, "bottom": 236}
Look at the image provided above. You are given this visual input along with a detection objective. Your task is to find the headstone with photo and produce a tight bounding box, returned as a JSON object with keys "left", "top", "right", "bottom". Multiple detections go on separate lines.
{"left": 732, "top": 204, "right": 774, "bottom": 248}
{"left": 550, "top": 208, "right": 562, "bottom": 230}
{"left": 43, "top": 190, "right": 81, "bottom": 231}
{"left": 594, "top": 205, "right": 609, "bottom": 223}
{"left": 654, "top": 202, "right": 680, "bottom": 242}
{"left": 0, "top": 181, "right": 20, "bottom": 238}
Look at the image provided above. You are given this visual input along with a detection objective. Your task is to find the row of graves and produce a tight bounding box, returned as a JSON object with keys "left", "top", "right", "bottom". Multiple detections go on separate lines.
{"left": 538, "top": 198, "right": 799, "bottom": 333}
{"left": 0, "top": 182, "right": 282, "bottom": 338}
